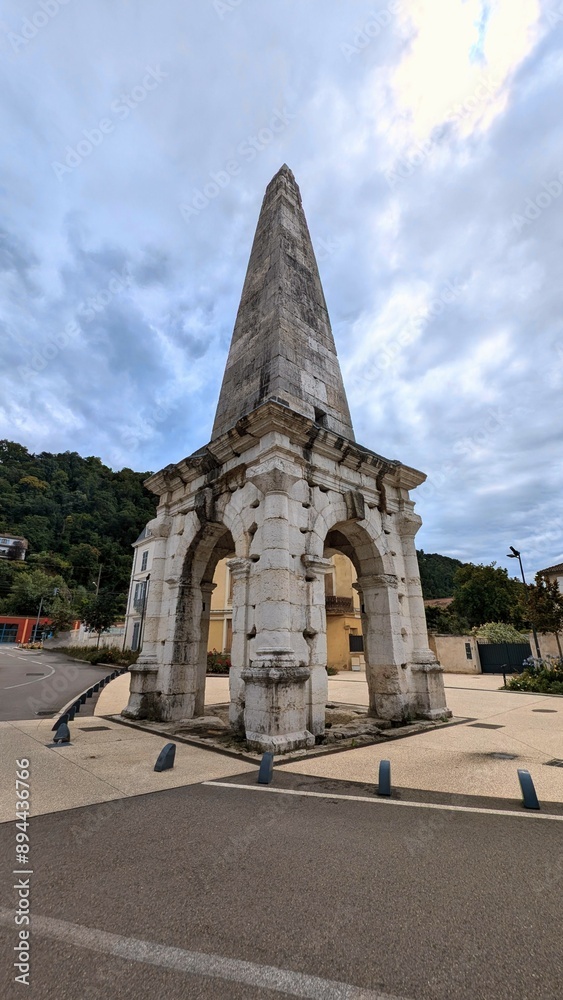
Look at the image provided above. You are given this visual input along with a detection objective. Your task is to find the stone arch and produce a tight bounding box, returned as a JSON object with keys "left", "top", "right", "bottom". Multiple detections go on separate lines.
{"left": 170, "top": 521, "right": 235, "bottom": 719}
{"left": 320, "top": 515, "right": 410, "bottom": 722}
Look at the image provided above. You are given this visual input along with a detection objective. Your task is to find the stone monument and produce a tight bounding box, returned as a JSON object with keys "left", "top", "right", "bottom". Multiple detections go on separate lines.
{"left": 123, "top": 164, "right": 450, "bottom": 750}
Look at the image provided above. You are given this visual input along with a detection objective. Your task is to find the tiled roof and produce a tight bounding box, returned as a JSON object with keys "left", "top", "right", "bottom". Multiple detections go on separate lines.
{"left": 538, "top": 562, "right": 563, "bottom": 575}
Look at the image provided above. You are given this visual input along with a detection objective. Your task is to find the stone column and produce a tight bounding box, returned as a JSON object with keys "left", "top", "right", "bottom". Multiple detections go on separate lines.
{"left": 195, "top": 581, "right": 216, "bottom": 716}
{"left": 227, "top": 557, "right": 252, "bottom": 732}
{"left": 354, "top": 573, "right": 409, "bottom": 721}
{"left": 400, "top": 512, "right": 451, "bottom": 720}
{"left": 242, "top": 483, "right": 313, "bottom": 753}
{"left": 144, "top": 575, "right": 212, "bottom": 722}
{"left": 122, "top": 518, "right": 169, "bottom": 720}
{"left": 301, "top": 555, "right": 332, "bottom": 735}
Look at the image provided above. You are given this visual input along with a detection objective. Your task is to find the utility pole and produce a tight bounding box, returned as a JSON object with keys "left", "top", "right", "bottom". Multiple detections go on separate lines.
{"left": 33, "top": 596, "right": 43, "bottom": 644}
{"left": 95, "top": 565, "right": 103, "bottom": 595}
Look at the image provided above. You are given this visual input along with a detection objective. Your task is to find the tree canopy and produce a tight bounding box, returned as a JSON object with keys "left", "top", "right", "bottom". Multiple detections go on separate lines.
{"left": 0, "top": 440, "right": 157, "bottom": 612}
{"left": 451, "top": 562, "right": 525, "bottom": 629}
{"left": 524, "top": 574, "right": 563, "bottom": 654}
{"left": 417, "top": 550, "right": 464, "bottom": 599}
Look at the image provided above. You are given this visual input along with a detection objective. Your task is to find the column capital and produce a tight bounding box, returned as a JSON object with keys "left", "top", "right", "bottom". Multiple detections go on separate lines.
{"left": 397, "top": 511, "right": 422, "bottom": 537}
{"left": 226, "top": 556, "right": 252, "bottom": 581}
{"left": 301, "top": 555, "right": 333, "bottom": 580}
{"left": 354, "top": 573, "right": 399, "bottom": 591}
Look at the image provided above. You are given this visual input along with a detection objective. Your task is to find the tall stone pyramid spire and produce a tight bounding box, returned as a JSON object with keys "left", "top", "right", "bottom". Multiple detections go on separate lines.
{"left": 211, "top": 165, "right": 355, "bottom": 442}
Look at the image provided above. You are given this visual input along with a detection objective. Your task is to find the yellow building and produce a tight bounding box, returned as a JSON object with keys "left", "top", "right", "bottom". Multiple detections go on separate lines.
{"left": 208, "top": 552, "right": 364, "bottom": 671}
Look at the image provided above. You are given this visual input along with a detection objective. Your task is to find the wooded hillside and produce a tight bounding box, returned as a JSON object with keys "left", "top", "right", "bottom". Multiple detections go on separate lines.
{"left": 0, "top": 440, "right": 157, "bottom": 611}
{"left": 0, "top": 439, "right": 464, "bottom": 615}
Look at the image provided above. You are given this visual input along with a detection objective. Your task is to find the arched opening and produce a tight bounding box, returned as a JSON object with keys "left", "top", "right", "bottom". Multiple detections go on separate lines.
{"left": 322, "top": 522, "right": 406, "bottom": 720}
{"left": 323, "top": 547, "right": 364, "bottom": 673}
{"left": 207, "top": 556, "right": 236, "bottom": 659}
{"left": 174, "top": 523, "right": 235, "bottom": 717}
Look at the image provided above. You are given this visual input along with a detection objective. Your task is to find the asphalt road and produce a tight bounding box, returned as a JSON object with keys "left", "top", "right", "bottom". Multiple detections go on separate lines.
{"left": 0, "top": 773, "right": 561, "bottom": 1000}
{"left": 0, "top": 647, "right": 115, "bottom": 721}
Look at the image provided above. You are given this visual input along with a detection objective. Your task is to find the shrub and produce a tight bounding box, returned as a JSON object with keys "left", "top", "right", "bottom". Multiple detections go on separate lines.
{"left": 508, "top": 655, "right": 563, "bottom": 694}
{"left": 47, "top": 645, "right": 139, "bottom": 667}
{"left": 473, "top": 622, "right": 529, "bottom": 643}
{"left": 207, "top": 649, "right": 231, "bottom": 673}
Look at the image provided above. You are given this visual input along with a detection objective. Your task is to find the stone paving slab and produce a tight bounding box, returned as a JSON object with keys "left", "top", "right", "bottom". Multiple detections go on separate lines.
{"left": 0, "top": 717, "right": 255, "bottom": 823}
{"left": 280, "top": 695, "right": 563, "bottom": 803}
{"left": 13, "top": 668, "right": 559, "bottom": 815}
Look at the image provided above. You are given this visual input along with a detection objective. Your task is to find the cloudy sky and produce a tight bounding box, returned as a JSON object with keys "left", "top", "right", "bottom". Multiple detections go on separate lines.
{"left": 1, "top": 0, "right": 561, "bottom": 576}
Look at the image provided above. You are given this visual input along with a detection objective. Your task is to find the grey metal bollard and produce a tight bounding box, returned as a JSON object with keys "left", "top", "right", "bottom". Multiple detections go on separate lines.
{"left": 257, "top": 752, "right": 274, "bottom": 784}
{"left": 53, "top": 722, "right": 71, "bottom": 744}
{"left": 377, "top": 759, "right": 391, "bottom": 796}
{"left": 518, "top": 769, "right": 540, "bottom": 810}
{"left": 154, "top": 743, "right": 176, "bottom": 772}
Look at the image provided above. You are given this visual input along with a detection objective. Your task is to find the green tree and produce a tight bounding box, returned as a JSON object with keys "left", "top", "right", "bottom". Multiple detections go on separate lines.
{"left": 524, "top": 575, "right": 563, "bottom": 655}
{"left": 27, "top": 551, "right": 72, "bottom": 578}
{"left": 81, "top": 591, "right": 123, "bottom": 648}
{"left": 451, "top": 562, "right": 524, "bottom": 629}
{"left": 0, "top": 438, "right": 157, "bottom": 596}
{"left": 68, "top": 543, "right": 100, "bottom": 587}
{"left": 3, "top": 569, "right": 69, "bottom": 616}
{"left": 425, "top": 604, "right": 469, "bottom": 635}
{"left": 48, "top": 597, "right": 79, "bottom": 635}
{"left": 473, "top": 622, "right": 529, "bottom": 643}
{"left": 417, "top": 550, "right": 464, "bottom": 599}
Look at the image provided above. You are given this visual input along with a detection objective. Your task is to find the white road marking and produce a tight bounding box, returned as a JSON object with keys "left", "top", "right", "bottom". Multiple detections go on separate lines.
{"left": 204, "top": 782, "right": 563, "bottom": 822}
{"left": 0, "top": 909, "right": 409, "bottom": 999}
{"left": 3, "top": 662, "right": 56, "bottom": 689}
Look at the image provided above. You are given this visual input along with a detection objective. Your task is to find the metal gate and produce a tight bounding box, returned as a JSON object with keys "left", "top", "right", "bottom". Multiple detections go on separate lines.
{"left": 0, "top": 623, "right": 18, "bottom": 643}
{"left": 477, "top": 641, "right": 532, "bottom": 674}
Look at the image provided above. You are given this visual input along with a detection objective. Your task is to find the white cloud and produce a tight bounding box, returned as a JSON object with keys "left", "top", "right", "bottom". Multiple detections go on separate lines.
{"left": 0, "top": 0, "right": 561, "bottom": 576}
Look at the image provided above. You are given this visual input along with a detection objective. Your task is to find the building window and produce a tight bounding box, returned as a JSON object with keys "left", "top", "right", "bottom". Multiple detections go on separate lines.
{"left": 134, "top": 581, "right": 147, "bottom": 610}
{"left": 141, "top": 550, "right": 148, "bottom": 571}
{"left": 131, "top": 621, "right": 141, "bottom": 652}
{"left": 349, "top": 633, "right": 364, "bottom": 653}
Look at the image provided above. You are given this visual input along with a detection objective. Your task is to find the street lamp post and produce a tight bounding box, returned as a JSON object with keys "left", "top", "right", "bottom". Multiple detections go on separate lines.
{"left": 507, "top": 546, "right": 541, "bottom": 658}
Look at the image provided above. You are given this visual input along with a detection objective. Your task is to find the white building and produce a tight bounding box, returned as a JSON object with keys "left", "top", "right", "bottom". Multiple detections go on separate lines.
{"left": 123, "top": 526, "right": 153, "bottom": 651}
{"left": 538, "top": 561, "right": 563, "bottom": 593}
{"left": 0, "top": 534, "right": 28, "bottom": 560}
